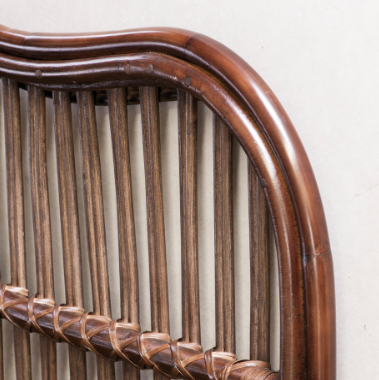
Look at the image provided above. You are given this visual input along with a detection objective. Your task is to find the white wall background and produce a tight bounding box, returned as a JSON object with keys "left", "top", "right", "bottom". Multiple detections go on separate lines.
{"left": 0, "top": 1, "right": 378, "bottom": 379}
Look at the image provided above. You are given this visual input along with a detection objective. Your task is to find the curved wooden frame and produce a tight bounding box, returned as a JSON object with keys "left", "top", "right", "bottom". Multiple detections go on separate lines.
{"left": 0, "top": 25, "right": 336, "bottom": 380}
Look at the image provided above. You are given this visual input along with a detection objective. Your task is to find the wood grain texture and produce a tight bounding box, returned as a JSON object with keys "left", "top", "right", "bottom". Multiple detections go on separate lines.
{"left": 2, "top": 78, "right": 32, "bottom": 380}
{"left": 0, "top": 22, "right": 335, "bottom": 295}
{"left": 177, "top": 90, "right": 200, "bottom": 344}
{"left": 108, "top": 87, "right": 140, "bottom": 380}
{"left": 0, "top": 47, "right": 305, "bottom": 377}
{"left": 39, "top": 337, "right": 57, "bottom": 380}
{"left": 28, "top": 86, "right": 54, "bottom": 299}
{"left": 107, "top": 87, "right": 139, "bottom": 325}
{"left": 13, "top": 327, "right": 31, "bottom": 380}
{"left": 2, "top": 79, "right": 26, "bottom": 292}
{"left": 67, "top": 348, "right": 86, "bottom": 380}
{"left": 28, "top": 86, "right": 57, "bottom": 380}
{"left": 77, "top": 90, "right": 115, "bottom": 380}
{"left": 53, "top": 90, "right": 87, "bottom": 380}
{"left": 77, "top": 90, "right": 111, "bottom": 317}
{"left": 249, "top": 164, "right": 270, "bottom": 362}
{"left": 0, "top": 23, "right": 336, "bottom": 380}
{"left": 140, "top": 86, "right": 169, "bottom": 380}
{"left": 0, "top": 25, "right": 336, "bottom": 283}
{"left": 140, "top": 86, "right": 169, "bottom": 335}
{"left": 213, "top": 115, "right": 235, "bottom": 354}
{"left": 1, "top": 51, "right": 307, "bottom": 379}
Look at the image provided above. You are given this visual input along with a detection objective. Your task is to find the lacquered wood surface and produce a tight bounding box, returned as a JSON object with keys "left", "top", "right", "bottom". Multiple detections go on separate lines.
{"left": 0, "top": 24, "right": 335, "bottom": 271}
{"left": 0, "top": 50, "right": 306, "bottom": 379}
{"left": 1, "top": 51, "right": 306, "bottom": 379}
{"left": 0, "top": 23, "right": 334, "bottom": 265}
{"left": 0, "top": 24, "right": 336, "bottom": 380}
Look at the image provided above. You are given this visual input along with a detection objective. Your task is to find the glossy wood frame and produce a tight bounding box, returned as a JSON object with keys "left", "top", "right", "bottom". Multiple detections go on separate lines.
{"left": 0, "top": 25, "right": 336, "bottom": 380}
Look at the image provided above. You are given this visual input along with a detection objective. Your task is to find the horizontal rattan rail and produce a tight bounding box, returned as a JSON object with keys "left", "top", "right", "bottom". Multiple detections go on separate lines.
{"left": 0, "top": 24, "right": 336, "bottom": 380}
{"left": 0, "top": 285, "right": 277, "bottom": 380}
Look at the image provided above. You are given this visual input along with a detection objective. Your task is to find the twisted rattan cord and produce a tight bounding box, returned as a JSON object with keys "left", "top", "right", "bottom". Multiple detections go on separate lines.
{"left": 53, "top": 305, "right": 84, "bottom": 343}
{"left": 0, "top": 284, "right": 29, "bottom": 327}
{"left": 170, "top": 339, "right": 202, "bottom": 380}
{"left": 0, "top": 284, "right": 275, "bottom": 380}
{"left": 205, "top": 348, "right": 237, "bottom": 380}
{"left": 220, "top": 360, "right": 271, "bottom": 380}
{"left": 109, "top": 319, "right": 141, "bottom": 363}
{"left": 137, "top": 332, "right": 172, "bottom": 376}
{"left": 240, "top": 366, "right": 273, "bottom": 380}
{"left": 25, "top": 296, "right": 55, "bottom": 337}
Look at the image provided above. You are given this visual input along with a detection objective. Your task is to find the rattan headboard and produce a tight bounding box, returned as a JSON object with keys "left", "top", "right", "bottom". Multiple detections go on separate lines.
{"left": 0, "top": 25, "right": 336, "bottom": 380}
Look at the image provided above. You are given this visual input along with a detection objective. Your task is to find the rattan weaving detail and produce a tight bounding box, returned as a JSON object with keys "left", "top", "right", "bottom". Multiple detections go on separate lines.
{"left": 170, "top": 339, "right": 202, "bottom": 380}
{"left": 53, "top": 305, "right": 84, "bottom": 344}
{"left": 0, "top": 284, "right": 274, "bottom": 380}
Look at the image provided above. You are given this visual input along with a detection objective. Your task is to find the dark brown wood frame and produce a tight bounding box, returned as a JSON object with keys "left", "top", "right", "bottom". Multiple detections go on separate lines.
{"left": 0, "top": 25, "right": 336, "bottom": 380}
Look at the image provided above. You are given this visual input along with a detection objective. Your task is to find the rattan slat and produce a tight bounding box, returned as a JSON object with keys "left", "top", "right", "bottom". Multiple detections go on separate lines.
{"left": 28, "top": 86, "right": 57, "bottom": 380}
{"left": 108, "top": 87, "right": 140, "bottom": 380}
{"left": 213, "top": 115, "right": 235, "bottom": 354}
{"left": 77, "top": 90, "right": 115, "bottom": 380}
{"left": 249, "top": 164, "right": 270, "bottom": 362}
{"left": 53, "top": 90, "right": 87, "bottom": 380}
{"left": 178, "top": 90, "right": 200, "bottom": 344}
{"left": 2, "top": 78, "right": 32, "bottom": 380}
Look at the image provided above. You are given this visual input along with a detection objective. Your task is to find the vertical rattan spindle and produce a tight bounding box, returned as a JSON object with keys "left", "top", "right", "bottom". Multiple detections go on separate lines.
{"left": 140, "top": 86, "right": 170, "bottom": 380}
{"left": 2, "top": 78, "right": 32, "bottom": 380}
{"left": 77, "top": 91, "right": 115, "bottom": 380}
{"left": 108, "top": 87, "right": 140, "bottom": 380}
{"left": 177, "top": 89, "right": 201, "bottom": 345}
{"left": 249, "top": 164, "right": 270, "bottom": 363}
{"left": 28, "top": 86, "right": 57, "bottom": 380}
{"left": 213, "top": 115, "right": 235, "bottom": 354}
{"left": 53, "top": 90, "right": 87, "bottom": 380}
